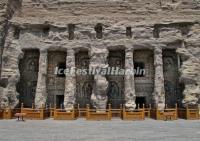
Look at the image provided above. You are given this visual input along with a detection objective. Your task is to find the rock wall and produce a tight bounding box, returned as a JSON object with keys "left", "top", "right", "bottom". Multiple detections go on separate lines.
{"left": 0, "top": 0, "right": 22, "bottom": 108}
{"left": 0, "top": 0, "right": 200, "bottom": 109}
{"left": 0, "top": 27, "right": 23, "bottom": 108}
{"left": 177, "top": 23, "right": 200, "bottom": 107}
{"left": 0, "top": 0, "right": 21, "bottom": 77}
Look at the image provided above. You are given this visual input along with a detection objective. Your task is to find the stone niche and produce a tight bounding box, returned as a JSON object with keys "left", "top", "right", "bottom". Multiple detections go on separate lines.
{"left": 75, "top": 50, "right": 94, "bottom": 108}
{"left": 47, "top": 51, "right": 67, "bottom": 108}
{"left": 134, "top": 50, "right": 154, "bottom": 107}
{"left": 17, "top": 49, "right": 40, "bottom": 108}
{"left": 163, "top": 49, "right": 182, "bottom": 107}
{"left": 107, "top": 50, "right": 125, "bottom": 109}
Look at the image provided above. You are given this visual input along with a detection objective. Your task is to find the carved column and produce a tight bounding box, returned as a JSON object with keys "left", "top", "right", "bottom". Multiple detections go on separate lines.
{"left": 89, "top": 46, "right": 109, "bottom": 111}
{"left": 152, "top": 47, "right": 165, "bottom": 110}
{"left": 35, "top": 49, "right": 48, "bottom": 108}
{"left": 64, "top": 49, "right": 76, "bottom": 110}
{"left": 124, "top": 49, "right": 136, "bottom": 111}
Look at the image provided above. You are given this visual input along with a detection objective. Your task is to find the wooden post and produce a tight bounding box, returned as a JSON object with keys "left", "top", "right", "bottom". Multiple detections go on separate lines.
{"left": 32, "top": 103, "right": 35, "bottom": 109}
{"left": 198, "top": 105, "right": 200, "bottom": 119}
{"left": 120, "top": 104, "right": 122, "bottom": 119}
{"left": 78, "top": 104, "right": 80, "bottom": 118}
{"left": 21, "top": 103, "right": 24, "bottom": 113}
{"left": 108, "top": 104, "right": 111, "bottom": 120}
{"left": 186, "top": 105, "right": 189, "bottom": 119}
{"left": 86, "top": 104, "right": 89, "bottom": 119}
{"left": 123, "top": 104, "right": 126, "bottom": 119}
{"left": 175, "top": 104, "right": 178, "bottom": 120}
{"left": 143, "top": 104, "right": 145, "bottom": 120}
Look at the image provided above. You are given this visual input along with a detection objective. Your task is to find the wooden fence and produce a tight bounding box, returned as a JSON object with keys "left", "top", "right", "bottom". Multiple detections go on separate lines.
{"left": 54, "top": 108, "right": 78, "bottom": 120}
{"left": 150, "top": 104, "right": 177, "bottom": 120}
{"left": 0, "top": 107, "right": 21, "bottom": 119}
{"left": 122, "top": 104, "right": 145, "bottom": 120}
{"left": 86, "top": 104, "right": 112, "bottom": 120}
{"left": 0, "top": 109, "right": 3, "bottom": 119}
{"left": 178, "top": 105, "right": 199, "bottom": 120}
{"left": 0, "top": 103, "right": 199, "bottom": 121}
{"left": 77, "top": 104, "right": 87, "bottom": 118}
{"left": 145, "top": 104, "right": 151, "bottom": 118}
{"left": 21, "top": 104, "right": 49, "bottom": 120}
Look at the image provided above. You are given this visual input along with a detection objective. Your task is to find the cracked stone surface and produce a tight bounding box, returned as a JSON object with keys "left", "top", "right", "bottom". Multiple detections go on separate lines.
{"left": 0, "top": 0, "right": 200, "bottom": 109}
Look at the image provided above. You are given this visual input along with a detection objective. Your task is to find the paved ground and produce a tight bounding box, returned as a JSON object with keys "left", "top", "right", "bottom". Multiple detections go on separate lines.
{"left": 0, "top": 119, "right": 200, "bottom": 141}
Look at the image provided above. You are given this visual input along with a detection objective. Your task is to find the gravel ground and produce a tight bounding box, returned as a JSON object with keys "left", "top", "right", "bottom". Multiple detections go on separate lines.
{"left": 0, "top": 119, "right": 200, "bottom": 141}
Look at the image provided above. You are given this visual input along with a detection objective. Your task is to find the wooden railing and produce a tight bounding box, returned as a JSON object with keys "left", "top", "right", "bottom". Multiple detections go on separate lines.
{"left": 77, "top": 104, "right": 87, "bottom": 118}
{"left": 49, "top": 104, "right": 54, "bottom": 118}
{"left": 122, "top": 104, "right": 145, "bottom": 120}
{"left": 86, "top": 104, "right": 111, "bottom": 120}
{"left": 21, "top": 104, "right": 49, "bottom": 120}
{"left": 0, "top": 109, "right": 4, "bottom": 119}
{"left": 150, "top": 104, "right": 177, "bottom": 120}
{"left": 144, "top": 104, "right": 151, "bottom": 118}
{"left": 54, "top": 106, "right": 78, "bottom": 120}
{"left": 178, "top": 105, "right": 199, "bottom": 120}
{"left": 111, "top": 106, "right": 123, "bottom": 118}
{"left": 0, "top": 107, "right": 21, "bottom": 119}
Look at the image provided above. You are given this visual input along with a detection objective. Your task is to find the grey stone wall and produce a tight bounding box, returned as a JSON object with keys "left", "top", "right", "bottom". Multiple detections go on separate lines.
{"left": 0, "top": 0, "right": 200, "bottom": 109}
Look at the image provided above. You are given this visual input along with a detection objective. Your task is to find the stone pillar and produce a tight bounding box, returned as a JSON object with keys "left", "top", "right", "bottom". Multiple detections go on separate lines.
{"left": 89, "top": 47, "right": 109, "bottom": 111}
{"left": 35, "top": 49, "right": 48, "bottom": 108}
{"left": 152, "top": 47, "right": 165, "bottom": 110}
{"left": 124, "top": 49, "right": 136, "bottom": 111}
{"left": 64, "top": 49, "right": 76, "bottom": 111}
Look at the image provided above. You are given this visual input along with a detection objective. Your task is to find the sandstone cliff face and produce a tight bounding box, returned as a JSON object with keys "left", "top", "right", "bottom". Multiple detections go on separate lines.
{"left": 177, "top": 24, "right": 200, "bottom": 107}
{"left": 0, "top": 0, "right": 22, "bottom": 108}
{"left": 0, "top": 0, "right": 200, "bottom": 109}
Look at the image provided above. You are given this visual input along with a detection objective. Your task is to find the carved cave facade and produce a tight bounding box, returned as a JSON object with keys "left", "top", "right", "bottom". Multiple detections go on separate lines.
{"left": 16, "top": 47, "right": 181, "bottom": 109}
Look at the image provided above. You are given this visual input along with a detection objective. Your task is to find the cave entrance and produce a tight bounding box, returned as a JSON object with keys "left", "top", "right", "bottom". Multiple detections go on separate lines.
{"left": 17, "top": 49, "right": 40, "bottom": 108}
{"left": 47, "top": 51, "right": 67, "bottom": 106}
{"left": 56, "top": 95, "right": 64, "bottom": 109}
{"left": 134, "top": 50, "right": 154, "bottom": 106}
{"left": 75, "top": 51, "right": 93, "bottom": 108}
{"left": 136, "top": 97, "right": 146, "bottom": 109}
{"left": 107, "top": 50, "right": 125, "bottom": 109}
{"left": 163, "top": 49, "right": 182, "bottom": 107}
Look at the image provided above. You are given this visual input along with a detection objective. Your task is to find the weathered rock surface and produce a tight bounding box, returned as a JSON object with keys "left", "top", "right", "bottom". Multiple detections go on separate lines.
{"left": 177, "top": 24, "right": 200, "bottom": 107}
{"left": 124, "top": 48, "right": 136, "bottom": 111}
{"left": 90, "top": 47, "right": 109, "bottom": 110}
{"left": 64, "top": 49, "right": 76, "bottom": 110}
{"left": 0, "top": 27, "right": 23, "bottom": 108}
{"left": 152, "top": 47, "right": 165, "bottom": 110}
{"left": 0, "top": 0, "right": 200, "bottom": 109}
{"left": 34, "top": 50, "right": 48, "bottom": 108}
